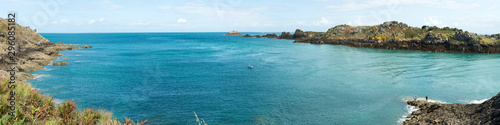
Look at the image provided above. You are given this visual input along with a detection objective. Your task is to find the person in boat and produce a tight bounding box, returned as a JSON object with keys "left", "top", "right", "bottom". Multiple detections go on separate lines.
{"left": 248, "top": 64, "right": 253, "bottom": 69}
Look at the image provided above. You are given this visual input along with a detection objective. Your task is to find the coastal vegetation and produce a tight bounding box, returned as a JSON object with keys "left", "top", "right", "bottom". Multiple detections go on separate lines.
{"left": 244, "top": 21, "right": 500, "bottom": 53}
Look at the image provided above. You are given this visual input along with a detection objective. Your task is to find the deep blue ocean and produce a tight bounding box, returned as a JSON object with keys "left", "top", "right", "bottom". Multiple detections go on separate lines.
{"left": 30, "top": 33, "right": 500, "bottom": 124}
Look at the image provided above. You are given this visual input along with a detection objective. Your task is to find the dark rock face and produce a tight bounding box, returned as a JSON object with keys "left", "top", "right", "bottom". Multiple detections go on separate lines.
{"left": 454, "top": 31, "right": 480, "bottom": 45}
{"left": 279, "top": 32, "right": 293, "bottom": 39}
{"left": 490, "top": 34, "right": 500, "bottom": 39}
{"left": 293, "top": 29, "right": 307, "bottom": 39}
{"left": 404, "top": 92, "right": 500, "bottom": 125}
{"left": 243, "top": 34, "right": 252, "bottom": 37}
{"left": 423, "top": 31, "right": 445, "bottom": 44}
{"left": 327, "top": 24, "right": 351, "bottom": 36}
{"left": 261, "top": 33, "right": 278, "bottom": 38}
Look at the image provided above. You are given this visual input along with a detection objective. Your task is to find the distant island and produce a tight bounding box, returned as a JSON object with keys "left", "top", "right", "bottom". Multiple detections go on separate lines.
{"left": 243, "top": 21, "right": 500, "bottom": 53}
{"left": 225, "top": 30, "right": 242, "bottom": 35}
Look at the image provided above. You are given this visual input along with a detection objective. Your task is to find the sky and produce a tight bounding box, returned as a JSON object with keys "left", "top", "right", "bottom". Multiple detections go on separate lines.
{"left": 1, "top": 0, "right": 500, "bottom": 34}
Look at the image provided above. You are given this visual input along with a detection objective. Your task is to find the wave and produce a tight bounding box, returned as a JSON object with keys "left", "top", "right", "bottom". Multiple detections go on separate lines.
{"left": 397, "top": 96, "right": 448, "bottom": 124}
{"left": 462, "top": 99, "right": 489, "bottom": 104}
{"left": 33, "top": 74, "right": 50, "bottom": 80}
{"left": 401, "top": 96, "right": 448, "bottom": 104}
{"left": 426, "top": 98, "right": 447, "bottom": 103}
{"left": 398, "top": 105, "right": 419, "bottom": 124}
{"left": 53, "top": 99, "right": 63, "bottom": 106}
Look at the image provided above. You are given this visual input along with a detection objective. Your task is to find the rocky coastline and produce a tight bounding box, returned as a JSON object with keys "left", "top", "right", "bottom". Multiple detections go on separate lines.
{"left": 0, "top": 17, "right": 92, "bottom": 82}
{"left": 404, "top": 92, "right": 500, "bottom": 125}
{"left": 243, "top": 21, "right": 500, "bottom": 53}
{"left": 0, "top": 40, "right": 92, "bottom": 82}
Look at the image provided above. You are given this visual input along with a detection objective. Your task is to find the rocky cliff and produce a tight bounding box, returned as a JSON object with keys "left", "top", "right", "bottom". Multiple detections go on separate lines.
{"left": 0, "top": 17, "right": 91, "bottom": 82}
{"left": 404, "top": 92, "right": 500, "bottom": 125}
{"left": 244, "top": 21, "right": 500, "bottom": 53}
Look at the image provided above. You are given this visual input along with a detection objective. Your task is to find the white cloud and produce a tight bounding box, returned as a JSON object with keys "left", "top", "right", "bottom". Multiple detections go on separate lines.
{"left": 313, "top": 17, "right": 335, "bottom": 26}
{"left": 95, "top": 0, "right": 123, "bottom": 9}
{"left": 51, "top": 19, "right": 70, "bottom": 24}
{"left": 88, "top": 20, "right": 96, "bottom": 24}
{"left": 177, "top": 18, "right": 187, "bottom": 23}
{"left": 129, "top": 21, "right": 151, "bottom": 25}
{"left": 158, "top": 6, "right": 171, "bottom": 10}
{"left": 324, "top": 0, "right": 480, "bottom": 11}
{"left": 424, "top": 17, "right": 443, "bottom": 26}
{"left": 98, "top": 18, "right": 105, "bottom": 22}
{"left": 158, "top": 3, "right": 266, "bottom": 21}
{"left": 347, "top": 17, "right": 365, "bottom": 26}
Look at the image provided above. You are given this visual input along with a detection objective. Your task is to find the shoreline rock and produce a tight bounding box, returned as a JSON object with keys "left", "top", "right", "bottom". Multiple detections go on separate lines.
{"left": 404, "top": 92, "right": 500, "bottom": 124}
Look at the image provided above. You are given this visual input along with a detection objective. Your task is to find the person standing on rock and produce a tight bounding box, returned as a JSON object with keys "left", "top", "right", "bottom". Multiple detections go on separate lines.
{"left": 426, "top": 96, "right": 428, "bottom": 101}
{"left": 414, "top": 96, "right": 417, "bottom": 101}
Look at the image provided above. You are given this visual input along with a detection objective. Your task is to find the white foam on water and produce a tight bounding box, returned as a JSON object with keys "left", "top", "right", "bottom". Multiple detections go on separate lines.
{"left": 53, "top": 99, "right": 63, "bottom": 106}
{"left": 462, "top": 99, "right": 489, "bottom": 104}
{"left": 397, "top": 97, "right": 448, "bottom": 124}
{"left": 398, "top": 105, "right": 419, "bottom": 124}
{"left": 33, "top": 74, "right": 50, "bottom": 80}
{"left": 426, "top": 98, "right": 447, "bottom": 104}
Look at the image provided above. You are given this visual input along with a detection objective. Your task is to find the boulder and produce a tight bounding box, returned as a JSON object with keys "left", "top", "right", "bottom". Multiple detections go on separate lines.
{"left": 60, "top": 61, "right": 68, "bottom": 66}
{"left": 262, "top": 33, "right": 278, "bottom": 38}
{"left": 293, "top": 29, "right": 307, "bottom": 39}
{"left": 453, "top": 31, "right": 481, "bottom": 44}
{"left": 327, "top": 24, "right": 351, "bottom": 35}
{"left": 242, "top": 34, "right": 252, "bottom": 37}
{"left": 422, "top": 31, "right": 444, "bottom": 44}
{"left": 53, "top": 61, "right": 68, "bottom": 66}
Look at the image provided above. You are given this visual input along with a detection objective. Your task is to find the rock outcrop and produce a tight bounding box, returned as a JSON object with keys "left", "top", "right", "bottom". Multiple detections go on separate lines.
{"left": 454, "top": 30, "right": 481, "bottom": 45}
{"left": 260, "top": 33, "right": 278, "bottom": 38}
{"left": 423, "top": 31, "right": 445, "bottom": 44}
{"left": 278, "top": 32, "right": 293, "bottom": 39}
{"left": 242, "top": 21, "right": 500, "bottom": 53}
{"left": 53, "top": 61, "right": 68, "bottom": 66}
{"left": 293, "top": 29, "right": 307, "bottom": 39}
{"left": 0, "top": 17, "right": 92, "bottom": 81}
{"left": 404, "top": 92, "right": 500, "bottom": 125}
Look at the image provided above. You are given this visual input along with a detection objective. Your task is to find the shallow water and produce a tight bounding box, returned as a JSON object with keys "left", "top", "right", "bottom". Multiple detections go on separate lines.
{"left": 30, "top": 33, "right": 500, "bottom": 124}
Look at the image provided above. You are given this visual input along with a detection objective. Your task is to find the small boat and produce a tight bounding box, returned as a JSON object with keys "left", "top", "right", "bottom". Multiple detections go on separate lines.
{"left": 248, "top": 64, "right": 253, "bottom": 69}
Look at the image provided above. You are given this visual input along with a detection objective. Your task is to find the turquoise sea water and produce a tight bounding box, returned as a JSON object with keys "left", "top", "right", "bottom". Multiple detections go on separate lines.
{"left": 30, "top": 33, "right": 500, "bottom": 124}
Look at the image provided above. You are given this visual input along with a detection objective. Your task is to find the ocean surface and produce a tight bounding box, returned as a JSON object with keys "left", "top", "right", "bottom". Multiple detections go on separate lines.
{"left": 30, "top": 33, "right": 500, "bottom": 124}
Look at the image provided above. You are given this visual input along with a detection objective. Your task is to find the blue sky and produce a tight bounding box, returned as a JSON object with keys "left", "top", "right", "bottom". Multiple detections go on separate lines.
{"left": 1, "top": 0, "right": 500, "bottom": 34}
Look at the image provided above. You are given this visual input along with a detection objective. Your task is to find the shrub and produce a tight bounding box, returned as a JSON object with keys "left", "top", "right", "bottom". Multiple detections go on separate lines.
{"left": 57, "top": 100, "right": 77, "bottom": 124}
{"left": 80, "top": 107, "right": 101, "bottom": 125}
